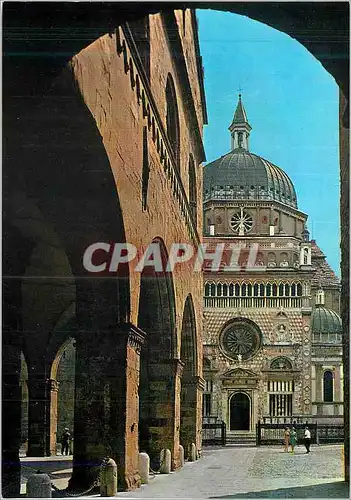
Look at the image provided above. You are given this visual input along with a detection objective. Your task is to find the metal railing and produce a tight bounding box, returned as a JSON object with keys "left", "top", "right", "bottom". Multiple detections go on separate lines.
{"left": 202, "top": 418, "right": 226, "bottom": 446}
{"left": 256, "top": 420, "right": 344, "bottom": 446}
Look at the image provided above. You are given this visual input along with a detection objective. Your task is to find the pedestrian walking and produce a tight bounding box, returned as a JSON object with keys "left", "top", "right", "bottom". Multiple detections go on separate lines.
{"left": 61, "top": 427, "right": 71, "bottom": 456}
{"left": 304, "top": 426, "right": 311, "bottom": 453}
{"left": 289, "top": 427, "right": 297, "bottom": 454}
{"left": 283, "top": 427, "right": 290, "bottom": 452}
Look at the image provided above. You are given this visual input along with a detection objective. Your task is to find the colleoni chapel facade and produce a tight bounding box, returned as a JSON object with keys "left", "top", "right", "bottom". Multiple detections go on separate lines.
{"left": 202, "top": 96, "right": 343, "bottom": 436}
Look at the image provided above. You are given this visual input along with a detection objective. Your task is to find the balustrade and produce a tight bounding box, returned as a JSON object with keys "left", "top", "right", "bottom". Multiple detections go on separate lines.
{"left": 204, "top": 296, "right": 302, "bottom": 309}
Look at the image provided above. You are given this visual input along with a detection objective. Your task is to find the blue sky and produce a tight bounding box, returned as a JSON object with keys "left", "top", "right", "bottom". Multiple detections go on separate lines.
{"left": 197, "top": 10, "right": 340, "bottom": 275}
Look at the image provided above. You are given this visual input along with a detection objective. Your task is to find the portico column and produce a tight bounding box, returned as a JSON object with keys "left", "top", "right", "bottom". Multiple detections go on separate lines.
{"left": 69, "top": 323, "right": 146, "bottom": 491}
{"left": 47, "top": 379, "right": 59, "bottom": 456}
{"left": 180, "top": 375, "right": 205, "bottom": 457}
{"left": 148, "top": 359, "right": 184, "bottom": 470}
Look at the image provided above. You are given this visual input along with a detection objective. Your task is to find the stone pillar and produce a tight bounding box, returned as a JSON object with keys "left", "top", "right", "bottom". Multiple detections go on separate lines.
{"left": 148, "top": 359, "right": 184, "bottom": 470}
{"left": 2, "top": 340, "right": 22, "bottom": 497}
{"left": 180, "top": 376, "right": 204, "bottom": 458}
{"left": 27, "top": 373, "right": 48, "bottom": 457}
{"left": 47, "top": 379, "right": 59, "bottom": 456}
{"left": 68, "top": 323, "right": 145, "bottom": 492}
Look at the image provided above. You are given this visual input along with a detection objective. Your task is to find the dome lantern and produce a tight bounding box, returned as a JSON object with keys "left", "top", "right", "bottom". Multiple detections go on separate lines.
{"left": 229, "top": 94, "right": 252, "bottom": 151}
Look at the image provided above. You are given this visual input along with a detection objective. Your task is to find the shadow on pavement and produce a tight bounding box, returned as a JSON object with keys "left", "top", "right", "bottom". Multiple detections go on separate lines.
{"left": 209, "top": 481, "right": 349, "bottom": 498}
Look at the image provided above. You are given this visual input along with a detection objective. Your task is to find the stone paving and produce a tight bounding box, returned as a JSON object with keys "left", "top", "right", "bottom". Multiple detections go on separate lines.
{"left": 118, "top": 444, "right": 348, "bottom": 499}
{"left": 20, "top": 445, "right": 349, "bottom": 498}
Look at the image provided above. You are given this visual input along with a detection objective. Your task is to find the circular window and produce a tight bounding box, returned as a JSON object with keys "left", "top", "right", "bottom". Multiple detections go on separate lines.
{"left": 230, "top": 210, "right": 253, "bottom": 234}
{"left": 220, "top": 319, "right": 262, "bottom": 361}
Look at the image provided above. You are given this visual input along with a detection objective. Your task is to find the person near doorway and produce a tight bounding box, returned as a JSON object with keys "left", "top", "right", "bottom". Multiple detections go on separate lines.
{"left": 61, "top": 428, "right": 71, "bottom": 456}
{"left": 304, "top": 426, "right": 311, "bottom": 453}
{"left": 283, "top": 427, "right": 290, "bottom": 452}
{"left": 289, "top": 427, "right": 297, "bottom": 454}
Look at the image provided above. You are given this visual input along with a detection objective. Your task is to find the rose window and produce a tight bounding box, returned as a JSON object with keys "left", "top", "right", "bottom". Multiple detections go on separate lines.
{"left": 230, "top": 208, "right": 253, "bottom": 235}
{"left": 220, "top": 319, "right": 262, "bottom": 361}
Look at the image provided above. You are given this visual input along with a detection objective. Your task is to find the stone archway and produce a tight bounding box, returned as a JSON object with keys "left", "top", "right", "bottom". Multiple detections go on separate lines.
{"left": 47, "top": 335, "right": 76, "bottom": 456}
{"left": 230, "top": 392, "right": 251, "bottom": 431}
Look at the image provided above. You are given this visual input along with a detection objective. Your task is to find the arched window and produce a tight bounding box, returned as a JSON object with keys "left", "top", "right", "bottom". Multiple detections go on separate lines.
{"left": 323, "top": 370, "right": 334, "bottom": 402}
{"left": 235, "top": 284, "right": 240, "bottom": 296}
{"left": 242, "top": 283, "right": 247, "bottom": 297}
{"left": 247, "top": 284, "right": 252, "bottom": 296}
{"left": 217, "top": 284, "right": 222, "bottom": 297}
{"left": 285, "top": 284, "right": 290, "bottom": 296}
{"left": 188, "top": 155, "right": 197, "bottom": 224}
{"left": 229, "top": 283, "right": 234, "bottom": 296}
{"left": 297, "top": 283, "right": 303, "bottom": 296}
{"left": 166, "top": 74, "right": 180, "bottom": 171}
{"left": 222, "top": 284, "right": 228, "bottom": 296}
{"left": 210, "top": 284, "right": 216, "bottom": 297}
{"left": 291, "top": 283, "right": 296, "bottom": 297}
{"left": 272, "top": 284, "right": 278, "bottom": 296}
{"left": 253, "top": 284, "right": 259, "bottom": 297}
{"left": 205, "top": 283, "right": 210, "bottom": 296}
{"left": 278, "top": 284, "right": 284, "bottom": 296}
{"left": 259, "top": 284, "right": 265, "bottom": 296}
{"left": 266, "top": 284, "right": 272, "bottom": 297}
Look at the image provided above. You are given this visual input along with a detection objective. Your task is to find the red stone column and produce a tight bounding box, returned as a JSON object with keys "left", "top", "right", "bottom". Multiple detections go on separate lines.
{"left": 148, "top": 359, "right": 184, "bottom": 470}
{"left": 68, "top": 323, "right": 146, "bottom": 492}
{"left": 47, "top": 379, "right": 59, "bottom": 456}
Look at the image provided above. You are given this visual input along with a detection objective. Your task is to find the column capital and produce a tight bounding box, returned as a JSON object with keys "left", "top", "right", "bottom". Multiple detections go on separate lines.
{"left": 168, "top": 358, "right": 185, "bottom": 378}
{"left": 182, "top": 375, "right": 206, "bottom": 391}
{"left": 48, "top": 379, "right": 60, "bottom": 392}
{"left": 117, "top": 322, "right": 147, "bottom": 355}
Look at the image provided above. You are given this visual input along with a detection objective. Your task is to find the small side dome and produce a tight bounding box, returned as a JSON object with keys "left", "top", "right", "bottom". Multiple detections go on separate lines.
{"left": 311, "top": 307, "right": 342, "bottom": 335}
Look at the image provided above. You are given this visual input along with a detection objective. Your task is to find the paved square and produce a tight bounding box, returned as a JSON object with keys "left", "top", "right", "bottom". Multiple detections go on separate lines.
{"left": 20, "top": 444, "right": 348, "bottom": 498}
{"left": 118, "top": 445, "right": 348, "bottom": 498}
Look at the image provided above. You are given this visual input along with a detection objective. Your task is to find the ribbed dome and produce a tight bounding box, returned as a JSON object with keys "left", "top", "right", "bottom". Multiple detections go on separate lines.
{"left": 311, "top": 306, "right": 342, "bottom": 334}
{"left": 203, "top": 147, "right": 297, "bottom": 208}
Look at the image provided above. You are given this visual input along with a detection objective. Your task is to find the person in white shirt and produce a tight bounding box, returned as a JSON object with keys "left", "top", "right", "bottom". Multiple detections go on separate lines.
{"left": 304, "top": 426, "right": 311, "bottom": 453}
